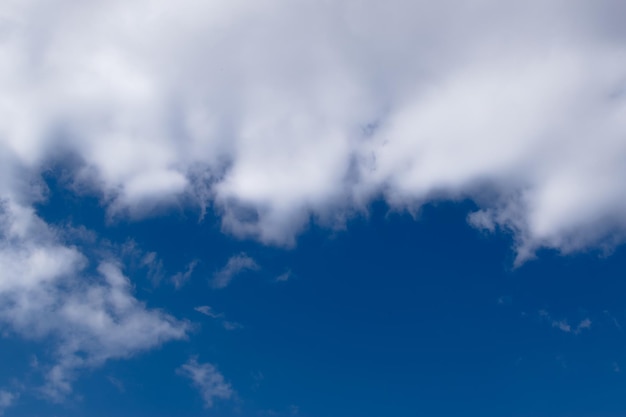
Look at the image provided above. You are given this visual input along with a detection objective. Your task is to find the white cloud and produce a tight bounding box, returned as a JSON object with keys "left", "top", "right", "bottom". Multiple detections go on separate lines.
{"left": 0, "top": 201, "right": 189, "bottom": 401}
{"left": 194, "top": 306, "right": 243, "bottom": 331}
{"left": 177, "top": 357, "right": 233, "bottom": 408}
{"left": 140, "top": 251, "right": 165, "bottom": 285}
{"left": 211, "top": 253, "right": 259, "bottom": 289}
{"left": 0, "top": 0, "right": 624, "bottom": 260}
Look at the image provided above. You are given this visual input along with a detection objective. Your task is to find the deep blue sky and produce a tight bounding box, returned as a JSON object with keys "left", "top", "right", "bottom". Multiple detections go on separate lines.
{"left": 6, "top": 175, "right": 623, "bottom": 417}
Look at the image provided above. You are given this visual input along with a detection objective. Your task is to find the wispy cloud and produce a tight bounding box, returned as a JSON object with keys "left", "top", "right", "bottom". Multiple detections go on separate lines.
{"left": 222, "top": 321, "right": 243, "bottom": 331}
{"left": 194, "top": 306, "right": 223, "bottom": 319}
{"left": 177, "top": 357, "right": 233, "bottom": 408}
{"left": 539, "top": 310, "right": 592, "bottom": 335}
{"left": 211, "top": 254, "right": 259, "bottom": 289}
{"left": 107, "top": 376, "right": 125, "bottom": 393}
{"left": 172, "top": 260, "right": 199, "bottom": 289}
{"left": 275, "top": 270, "right": 292, "bottom": 283}
{"left": 194, "top": 306, "right": 242, "bottom": 331}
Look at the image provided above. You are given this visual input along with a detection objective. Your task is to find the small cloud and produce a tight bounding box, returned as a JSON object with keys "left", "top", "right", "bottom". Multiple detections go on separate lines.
{"left": 275, "top": 270, "right": 292, "bottom": 283}
{"left": 107, "top": 376, "right": 125, "bottom": 393}
{"left": 574, "top": 318, "right": 592, "bottom": 334}
{"left": 552, "top": 320, "right": 572, "bottom": 333}
{"left": 195, "top": 306, "right": 241, "bottom": 330}
{"left": 141, "top": 251, "right": 166, "bottom": 285}
{"left": 0, "top": 390, "right": 17, "bottom": 415}
{"left": 538, "top": 310, "right": 591, "bottom": 335}
{"left": 222, "top": 321, "right": 243, "bottom": 331}
{"left": 177, "top": 357, "right": 233, "bottom": 408}
{"left": 194, "top": 305, "right": 223, "bottom": 319}
{"left": 211, "top": 253, "right": 259, "bottom": 289}
{"left": 172, "top": 260, "right": 199, "bottom": 289}
{"left": 613, "top": 362, "right": 621, "bottom": 373}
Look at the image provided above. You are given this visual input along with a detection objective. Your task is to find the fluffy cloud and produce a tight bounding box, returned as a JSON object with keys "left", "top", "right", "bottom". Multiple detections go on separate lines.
{"left": 0, "top": 201, "right": 188, "bottom": 400}
{"left": 1, "top": 0, "right": 626, "bottom": 260}
{"left": 177, "top": 357, "right": 233, "bottom": 408}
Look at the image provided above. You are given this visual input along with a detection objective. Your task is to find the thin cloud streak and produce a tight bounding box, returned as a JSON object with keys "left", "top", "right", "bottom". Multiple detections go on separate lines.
{"left": 177, "top": 357, "right": 233, "bottom": 408}
{"left": 211, "top": 253, "right": 259, "bottom": 289}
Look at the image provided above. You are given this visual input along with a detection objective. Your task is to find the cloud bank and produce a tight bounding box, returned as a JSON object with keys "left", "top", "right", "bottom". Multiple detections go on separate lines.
{"left": 1, "top": 0, "right": 625, "bottom": 260}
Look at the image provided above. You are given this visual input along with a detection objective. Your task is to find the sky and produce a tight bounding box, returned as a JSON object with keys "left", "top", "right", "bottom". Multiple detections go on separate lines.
{"left": 1, "top": 0, "right": 626, "bottom": 416}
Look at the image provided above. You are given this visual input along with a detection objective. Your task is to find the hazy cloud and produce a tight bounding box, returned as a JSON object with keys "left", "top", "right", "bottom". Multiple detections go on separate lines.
{"left": 222, "top": 321, "right": 243, "bottom": 331}
{"left": 275, "top": 270, "right": 292, "bottom": 283}
{"left": 0, "top": 390, "right": 17, "bottom": 415}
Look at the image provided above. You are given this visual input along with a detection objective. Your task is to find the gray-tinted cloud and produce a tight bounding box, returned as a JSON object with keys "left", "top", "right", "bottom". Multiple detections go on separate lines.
{"left": 195, "top": 306, "right": 243, "bottom": 330}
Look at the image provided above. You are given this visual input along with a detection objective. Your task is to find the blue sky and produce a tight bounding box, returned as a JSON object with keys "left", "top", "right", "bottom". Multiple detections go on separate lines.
{"left": 5, "top": 178, "right": 624, "bottom": 417}
{"left": 1, "top": 0, "right": 626, "bottom": 416}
